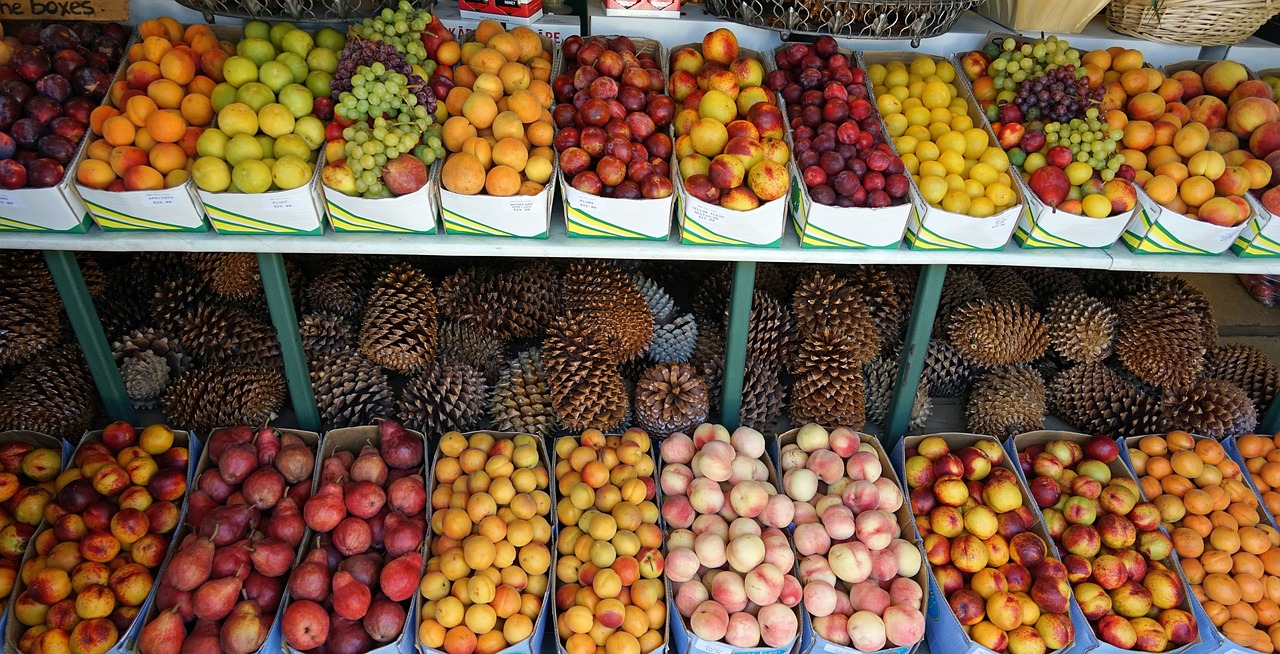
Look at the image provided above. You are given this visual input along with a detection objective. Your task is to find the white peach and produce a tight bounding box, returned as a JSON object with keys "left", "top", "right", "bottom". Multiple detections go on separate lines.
{"left": 729, "top": 481, "right": 770, "bottom": 519}
{"left": 874, "top": 477, "right": 904, "bottom": 512}
{"left": 692, "top": 514, "right": 728, "bottom": 539}
{"left": 668, "top": 528, "right": 696, "bottom": 550}
{"left": 663, "top": 494, "right": 696, "bottom": 529}
{"left": 698, "top": 440, "right": 735, "bottom": 482}
{"left": 889, "top": 578, "right": 923, "bottom": 610}
{"left": 758, "top": 603, "right": 799, "bottom": 647}
{"left": 692, "top": 423, "right": 730, "bottom": 448}
{"left": 661, "top": 463, "right": 694, "bottom": 496}
{"left": 688, "top": 477, "right": 725, "bottom": 514}
{"left": 753, "top": 459, "right": 769, "bottom": 481}
{"left": 814, "top": 494, "right": 844, "bottom": 516}
{"left": 869, "top": 547, "right": 900, "bottom": 582}
{"left": 718, "top": 502, "right": 739, "bottom": 522}
{"left": 829, "top": 541, "right": 872, "bottom": 584}
{"left": 828, "top": 477, "right": 852, "bottom": 498}
{"left": 662, "top": 433, "right": 696, "bottom": 465}
{"left": 728, "top": 517, "right": 761, "bottom": 540}
{"left": 710, "top": 570, "right": 748, "bottom": 612}
{"left": 795, "top": 522, "right": 832, "bottom": 556}
{"left": 676, "top": 579, "right": 709, "bottom": 617}
{"left": 829, "top": 428, "right": 860, "bottom": 457}
{"left": 731, "top": 427, "right": 766, "bottom": 458}
{"left": 833, "top": 590, "right": 855, "bottom": 616}
{"left": 726, "top": 534, "right": 766, "bottom": 573}
{"left": 890, "top": 539, "right": 922, "bottom": 577}
{"left": 849, "top": 581, "right": 892, "bottom": 615}
{"left": 843, "top": 480, "right": 880, "bottom": 513}
{"left": 800, "top": 554, "right": 838, "bottom": 586}
{"left": 846, "top": 451, "right": 882, "bottom": 482}
{"left": 762, "top": 531, "right": 795, "bottom": 572}
{"left": 690, "top": 600, "right": 729, "bottom": 640}
{"left": 761, "top": 493, "right": 795, "bottom": 529}
{"left": 745, "top": 562, "right": 784, "bottom": 606}
{"left": 883, "top": 605, "right": 925, "bottom": 647}
{"left": 823, "top": 505, "right": 857, "bottom": 541}
{"left": 784, "top": 468, "right": 819, "bottom": 503}
{"left": 807, "top": 449, "right": 846, "bottom": 484}
{"left": 793, "top": 500, "right": 819, "bottom": 525}
{"left": 725, "top": 612, "right": 760, "bottom": 647}
{"left": 814, "top": 615, "right": 853, "bottom": 645}
{"left": 694, "top": 531, "right": 727, "bottom": 568}
{"left": 795, "top": 423, "right": 830, "bottom": 452}
{"left": 780, "top": 574, "right": 803, "bottom": 607}
{"left": 729, "top": 456, "right": 757, "bottom": 484}
{"left": 854, "top": 510, "right": 897, "bottom": 550}
{"left": 804, "top": 580, "right": 840, "bottom": 617}
{"left": 846, "top": 611, "right": 887, "bottom": 652}
{"left": 666, "top": 546, "right": 701, "bottom": 582}
{"left": 780, "top": 445, "right": 808, "bottom": 472}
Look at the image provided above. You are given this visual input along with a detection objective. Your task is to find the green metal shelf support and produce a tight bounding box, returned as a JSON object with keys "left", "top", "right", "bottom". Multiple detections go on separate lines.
{"left": 883, "top": 264, "right": 946, "bottom": 449}
{"left": 257, "top": 253, "right": 321, "bottom": 433}
{"left": 720, "top": 260, "right": 757, "bottom": 431}
{"left": 43, "top": 250, "right": 137, "bottom": 424}
{"left": 1263, "top": 394, "right": 1280, "bottom": 434}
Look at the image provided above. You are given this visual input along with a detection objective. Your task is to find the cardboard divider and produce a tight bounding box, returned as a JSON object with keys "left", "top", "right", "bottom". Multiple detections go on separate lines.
{"left": 671, "top": 43, "right": 788, "bottom": 248}
{"left": 4, "top": 428, "right": 199, "bottom": 654}
{"left": 889, "top": 433, "right": 1083, "bottom": 654}
{"left": 769, "top": 45, "right": 914, "bottom": 250}
{"left": 1007, "top": 431, "right": 1203, "bottom": 654}
{"left": 772, "top": 428, "right": 928, "bottom": 654}
{"left": 549, "top": 433, "right": 668, "bottom": 654}
{"left": 131, "top": 427, "right": 317, "bottom": 654}
{"left": 858, "top": 52, "right": 1024, "bottom": 251}
{"left": 659, "top": 431, "right": 802, "bottom": 654}
{"left": 1119, "top": 433, "right": 1269, "bottom": 654}
{"left": 274, "top": 425, "right": 427, "bottom": 654}
{"left": 418, "top": 431, "right": 555, "bottom": 654}
{"left": 553, "top": 36, "right": 675, "bottom": 241}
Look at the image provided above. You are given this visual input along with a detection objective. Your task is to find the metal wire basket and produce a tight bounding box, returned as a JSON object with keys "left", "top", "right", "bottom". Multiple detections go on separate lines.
{"left": 174, "top": 0, "right": 396, "bottom": 24}
{"left": 704, "top": 0, "right": 981, "bottom": 46}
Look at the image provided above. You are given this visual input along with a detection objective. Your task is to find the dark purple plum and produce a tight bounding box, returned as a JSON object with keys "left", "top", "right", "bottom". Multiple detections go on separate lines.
{"left": 36, "top": 74, "right": 72, "bottom": 102}
{"left": 11, "top": 119, "right": 46, "bottom": 150}
{"left": 27, "top": 158, "right": 64, "bottom": 188}
{"left": 0, "top": 159, "right": 27, "bottom": 189}
{"left": 37, "top": 135, "right": 76, "bottom": 165}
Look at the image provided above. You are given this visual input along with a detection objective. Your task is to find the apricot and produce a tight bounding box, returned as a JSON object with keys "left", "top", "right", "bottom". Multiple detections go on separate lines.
{"left": 76, "top": 160, "right": 116, "bottom": 190}
{"left": 442, "top": 153, "right": 486, "bottom": 195}
{"left": 145, "top": 110, "right": 187, "bottom": 143}
{"left": 1180, "top": 176, "right": 1216, "bottom": 207}
{"left": 1152, "top": 120, "right": 1179, "bottom": 147}
{"left": 492, "top": 138, "right": 527, "bottom": 172}
{"left": 1123, "top": 121, "right": 1155, "bottom": 150}
{"left": 1174, "top": 123, "right": 1210, "bottom": 158}
{"left": 181, "top": 94, "right": 213, "bottom": 126}
{"left": 470, "top": 48, "right": 507, "bottom": 76}
{"left": 1127, "top": 92, "right": 1166, "bottom": 121}
{"left": 109, "top": 146, "right": 148, "bottom": 177}
{"left": 1174, "top": 527, "right": 1205, "bottom": 557}
{"left": 200, "top": 49, "right": 228, "bottom": 82}
{"left": 1113, "top": 49, "right": 1145, "bottom": 72}
{"left": 1154, "top": 163, "right": 1190, "bottom": 186}
{"left": 124, "top": 165, "right": 165, "bottom": 191}
{"left": 1162, "top": 474, "right": 1194, "bottom": 497}
{"left": 86, "top": 140, "right": 113, "bottom": 162}
{"left": 142, "top": 36, "right": 173, "bottom": 65}
{"left": 1241, "top": 574, "right": 1267, "bottom": 603}
{"left": 160, "top": 49, "right": 197, "bottom": 85}
{"left": 462, "top": 93, "right": 498, "bottom": 130}
{"left": 1121, "top": 69, "right": 1150, "bottom": 96}
{"left": 148, "top": 143, "right": 187, "bottom": 175}
{"left": 1144, "top": 175, "right": 1178, "bottom": 205}
{"left": 1207, "top": 574, "right": 1244, "bottom": 605}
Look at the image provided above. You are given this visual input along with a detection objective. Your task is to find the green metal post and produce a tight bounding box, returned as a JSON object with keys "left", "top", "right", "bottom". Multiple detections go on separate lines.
{"left": 720, "top": 261, "right": 757, "bottom": 430}
{"left": 1262, "top": 396, "right": 1280, "bottom": 434}
{"left": 257, "top": 253, "right": 320, "bottom": 432}
{"left": 883, "top": 264, "right": 947, "bottom": 448}
{"left": 43, "top": 250, "right": 137, "bottom": 423}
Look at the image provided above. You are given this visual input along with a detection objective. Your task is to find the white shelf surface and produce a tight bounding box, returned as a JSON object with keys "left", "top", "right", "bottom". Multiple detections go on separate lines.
{"left": 7, "top": 214, "right": 1278, "bottom": 273}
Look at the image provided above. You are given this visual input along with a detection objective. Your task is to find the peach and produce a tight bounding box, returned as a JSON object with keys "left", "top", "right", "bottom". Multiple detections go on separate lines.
{"left": 780, "top": 574, "right": 803, "bottom": 608}
{"left": 668, "top": 529, "right": 695, "bottom": 550}
{"left": 794, "top": 500, "right": 818, "bottom": 525}
{"left": 760, "top": 493, "right": 794, "bottom": 529}
{"left": 800, "top": 554, "right": 837, "bottom": 586}
{"left": 759, "top": 603, "right": 798, "bottom": 647}
{"left": 728, "top": 456, "right": 756, "bottom": 484}
{"left": 795, "top": 423, "right": 829, "bottom": 452}
{"left": 730, "top": 427, "right": 765, "bottom": 458}
{"left": 688, "top": 477, "right": 724, "bottom": 514}
{"left": 729, "top": 481, "right": 769, "bottom": 519}
{"left": 725, "top": 612, "right": 760, "bottom": 647}
{"left": 1173, "top": 70, "right": 1205, "bottom": 99}
{"left": 745, "top": 563, "right": 783, "bottom": 606}
{"left": 1210, "top": 128, "right": 1241, "bottom": 153}
{"left": 661, "top": 464, "right": 693, "bottom": 496}
{"left": 784, "top": 469, "right": 819, "bottom": 502}
{"left": 890, "top": 578, "right": 924, "bottom": 610}
{"left": 814, "top": 615, "right": 851, "bottom": 645}
{"left": 1188, "top": 95, "right": 1228, "bottom": 129}
{"left": 779, "top": 446, "right": 808, "bottom": 472}
{"left": 726, "top": 535, "right": 765, "bottom": 573}
{"left": 870, "top": 547, "right": 900, "bottom": 582}
{"left": 763, "top": 530, "right": 795, "bottom": 571}
{"left": 661, "top": 434, "right": 695, "bottom": 464}
{"left": 803, "top": 450, "right": 842, "bottom": 484}
{"left": 830, "top": 542, "right": 873, "bottom": 584}
{"left": 698, "top": 441, "right": 735, "bottom": 482}
{"left": 1128, "top": 92, "right": 1167, "bottom": 122}
{"left": 890, "top": 539, "right": 923, "bottom": 577}
{"left": 711, "top": 570, "right": 748, "bottom": 612}
{"left": 690, "top": 600, "right": 729, "bottom": 640}
{"left": 874, "top": 478, "right": 904, "bottom": 512}
{"left": 1216, "top": 166, "right": 1253, "bottom": 196}
{"left": 662, "top": 495, "right": 695, "bottom": 529}
{"left": 850, "top": 580, "right": 892, "bottom": 615}
{"left": 1205, "top": 61, "right": 1249, "bottom": 98}
{"left": 842, "top": 480, "right": 879, "bottom": 513}
{"left": 884, "top": 605, "right": 925, "bottom": 647}
{"left": 1250, "top": 121, "right": 1280, "bottom": 158}
{"left": 692, "top": 423, "right": 730, "bottom": 448}
{"left": 855, "top": 510, "right": 897, "bottom": 550}
{"left": 693, "top": 515, "right": 728, "bottom": 538}
{"left": 728, "top": 517, "right": 760, "bottom": 540}
{"left": 694, "top": 532, "right": 727, "bottom": 568}
{"left": 1228, "top": 97, "right": 1280, "bottom": 138}
{"left": 847, "top": 451, "right": 882, "bottom": 482}
{"left": 666, "top": 547, "right": 699, "bottom": 583}
{"left": 846, "top": 610, "right": 887, "bottom": 652}
{"left": 675, "top": 580, "right": 708, "bottom": 617}
{"left": 805, "top": 580, "right": 840, "bottom": 617}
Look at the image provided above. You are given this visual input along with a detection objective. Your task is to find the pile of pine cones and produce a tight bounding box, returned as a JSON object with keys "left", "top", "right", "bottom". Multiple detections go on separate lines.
{"left": 937, "top": 268, "right": 1279, "bottom": 440}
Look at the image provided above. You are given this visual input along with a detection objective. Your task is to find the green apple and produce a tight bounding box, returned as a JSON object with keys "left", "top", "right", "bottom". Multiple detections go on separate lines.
{"left": 237, "top": 38, "right": 276, "bottom": 67}
{"left": 275, "top": 52, "right": 309, "bottom": 84}
{"left": 305, "top": 48, "right": 337, "bottom": 75}
{"left": 305, "top": 71, "right": 333, "bottom": 100}
{"left": 258, "top": 61, "right": 293, "bottom": 93}
{"left": 195, "top": 128, "right": 229, "bottom": 158}
{"left": 315, "top": 27, "right": 345, "bottom": 52}
{"left": 222, "top": 56, "right": 258, "bottom": 88}
{"left": 235, "top": 82, "right": 276, "bottom": 112}
{"left": 278, "top": 84, "right": 314, "bottom": 119}
{"left": 281, "top": 29, "right": 313, "bottom": 57}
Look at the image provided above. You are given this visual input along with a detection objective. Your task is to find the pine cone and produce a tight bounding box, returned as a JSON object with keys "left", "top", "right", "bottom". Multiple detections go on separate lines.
{"left": 650, "top": 314, "right": 698, "bottom": 364}
{"left": 1146, "top": 276, "right": 1218, "bottom": 350}
{"left": 561, "top": 261, "right": 653, "bottom": 363}
{"left": 966, "top": 365, "right": 1046, "bottom": 438}
{"left": 191, "top": 253, "right": 261, "bottom": 301}
{"left": 923, "top": 339, "right": 972, "bottom": 398}
{"left": 1048, "top": 363, "right": 1168, "bottom": 437}
{"left": 312, "top": 352, "right": 392, "bottom": 429}
{"left": 792, "top": 270, "right": 877, "bottom": 352}
{"left": 0, "top": 252, "right": 62, "bottom": 365}
{"left": 691, "top": 324, "right": 725, "bottom": 371}
{"left": 112, "top": 328, "right": 191, "bottom": 377}
{"left": 120, "top": 351, "right": 170, "bottom": 409}
{"left": 864, "top": 356, "right": 931, "bottom": 430}
{"left": 359, "top": 264, "right": 438, "bottom": 373}
{"left": 78, "top": 253, "right": 106, "bottom": 297}
{"left": 847, "top": 266, "right": 904, "bottom": 350}
{"left": 740, "top": 360, "right": 784, "bottom": 431}
{"left": 1023, "top": 268, "right": 1084, "bottom": 308}
{"left": 151, "top": 275, "right": 216, "bottom": 334}
{"left": 0, "top": 348, "right": 98, "bottom": 439}
{"left": 948, "top": 300, "right": 1049, "bottom": 367}
{"left": 733, "top": 291, "right": 797, "bottom": 370}
{"left": 1162, "top": 378, "right": 1257, "bottom": 440}
{"left": 933, "top": 268, "right": 988, "bottom": 338}
{"left": 397, "top": 361, "right": 488, "bottom": 434}
{"left": 305, "top": 258, "right": 373, "bottom": 319}
{"left": 543, "top": 316, "right": 629, "bottom": 431}
{"left": 436, "top": 319, "right": 504, "bottom": 384}
{"left": 702, "top": 357, "right": 724, "bottom": 415}
{"left": 490, "top": 350, "right": 554, "bottom": 437}
{"left": 174, "top": 305, "right": 281, "bottom": 367}
{"left": 633, "top": 274, "right": 675, "bottom": 324}
{"left": 164, "top": 366, "right": 286, "bottom": 432}
{"left": 300, "top": 312, "right": 353, "bottom": 363}
{"left": 1046, "top": 292, "right": 1117, "bottom": 364}
{"left": 634, "top": 363, "right": 709, "bottom": 435}
{"left": 978, "top": 267, "right": 1036, "bottom": 306}
{"left": 790, "top": 328, "right": 868, "bottom": 429}
{"left": 1205, "top": 344, "right": 1280, "bottom": 415}
{"left": 440, "top": 263, "right": 560, "bottom": 340}
{"left": 1114, "top": 291, "right": 1206, "bottom": 389}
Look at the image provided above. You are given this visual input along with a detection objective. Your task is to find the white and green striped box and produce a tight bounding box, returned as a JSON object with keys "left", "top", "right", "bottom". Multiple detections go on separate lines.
{"left": 78, "top": 182, "right": 208, "bottom": 232}
{"left": 1012, "top": 174, "right": 1134, "bottom": 249}
{"left": 438, "top": 165, "right": 555, "bottom": 238}
{"left": 324, "top": 172, "right": 437, "bottom": 234}
{"left": 789, "top": 163, "right": 913, "bottom": 248}
{"left": 675, "top": 168, "right": 787, "bottom": 247}
{"left": 199, "top": 161, "right": 327, "bottom": 235}
{"left": 559, "top": 177, "right": 673, "bottom": 240}
{"left": 0, "top": 180, "right": 92, "bottom": 233}
{"left": 1122, "top": 188, "right": 1248, "bottom": 255}
{"left": 904, "top": 186, "right": 1021, "bottom": 250}
{"left": 1233, "top": 196, "right": 1280, "bottom": 257}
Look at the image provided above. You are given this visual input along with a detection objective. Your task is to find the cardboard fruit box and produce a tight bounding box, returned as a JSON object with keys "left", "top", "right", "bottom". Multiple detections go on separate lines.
{"left": 323, "top": 163, "right": 439, "bottom": 234}
{"left": 278, "top": 425, "right": 428, "bottom": 654}
{"left": 198, "top": 150, "right": 327, "bottom": 235}
{"left": 553, "top": 37, "right": 675, "bottom": 241}
{"left": 774, "top": 45, "right": 913, "bottom": 249}
{"left": 770, "top": 429, "right": 929, "bottom": 654}
{"left": 890, "top": 433, "right": 1084, "bottom": 654}
{"left": 4, "top": 428, "right": 199, "bottom": 654}
{"left": 128, "top": 427, "right": 317, "bottom": 654}
{"left": 1232, "top": 196, "right": 1280, "bottom": 257}
{"left": 0, "top": 133, "right": 97, "bottom": 233}
{"left": 419, "top": 431, "right": 555, "bottom": 654}
{"left": 1122, "top": 186, "right": 1251, "bottom": 255}
{"left": 1007, "top": 431, "right": 1203, "bottom": 654}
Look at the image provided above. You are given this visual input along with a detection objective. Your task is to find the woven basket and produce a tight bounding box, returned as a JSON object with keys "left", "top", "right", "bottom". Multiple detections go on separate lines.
{"left": 1107, "top": 0, "right": 1280, "bottom": 46}
{"left": 978, "top": 0, "right": 1107, "bottom": 33}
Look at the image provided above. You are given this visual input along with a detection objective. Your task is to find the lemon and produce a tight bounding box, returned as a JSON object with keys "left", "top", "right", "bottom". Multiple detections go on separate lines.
{"left": 942, "top": 189, "right": 971, "bottom": 213}
{"left": 916, "top": 141, "right": 940, "bottom": 162}
{"left": 905, "top": 106, "right": 932, "bottom": 127}
{"left": 939, "top": 150, "right": 966, "bottom": 175}
{"left": 919, "top": 175, "right": 948, "bottom": 204}
{"left": 970, "top": 163, "right": 999, "bottom": 187}
{"left": 971, "top": 197, "right": 997, "bottom": 217}
{"left": 895, "top": 135, "right": 920, "bottom": 155}
{"left": 1065, "top": 162, "right": 1095, "bottom": 186}
{"left": 910, "top": 57, "right": 937, "bottom": 78}
{"left": 919, "top": 161, "right": 947, "bottom": 178}
{"left": 964, "top": 179, "right": 985, "bottom": 199}
{"left": 922, "top": 81, "right": 951, "bottom": 109}
{"left": 980, "top": 148, "right": 1011, "bottom": 172}
{"left": 987, "top": 183, "right": 1016, "bottom": 207}
{"left": 1082, "top": 194, "right": 1112, "bottom": 218}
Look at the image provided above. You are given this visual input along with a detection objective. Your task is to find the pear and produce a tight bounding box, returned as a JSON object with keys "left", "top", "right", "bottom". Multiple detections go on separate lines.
{"left": 138, "top": 608, "right": 186, "bottom": 654}
{"left": 166, "top": 534, "right": 214, "bottom": 592}
{"left": 220, "top": 600, "right": 269, "bottom": 654}
{"left": 192, "top": 574, "right": 242, "bottom": 621}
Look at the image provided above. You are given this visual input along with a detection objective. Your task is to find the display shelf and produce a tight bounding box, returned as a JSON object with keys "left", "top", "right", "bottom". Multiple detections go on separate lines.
{"left": 13, "top": 217, "right": 1280, "bottom": 273}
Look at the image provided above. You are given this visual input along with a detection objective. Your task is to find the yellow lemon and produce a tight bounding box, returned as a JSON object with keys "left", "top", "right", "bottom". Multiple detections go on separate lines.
{"left": 969, "top": 162, "right": 998, "bottom": 187}
{"left": 1082, "top": 193, "right": 1112, "bottom": 218}
{"left": 916, "top": 141, "right": 940, "bottom": 162}
{"left": 919, "top": 175, "right": 948, "bottom": 204}
{"left": 942, "top": 189, "right": 971, "bottom": 213}
{"left": 922, "top": 81, "right": 951, "bottom": 109}
{"left": 1065, "top": 162, "right": 1094, "bottom": 186}
{"left": 938, "top": 150, "right": 966, "bottom": 175}
{"left": 971, "top": 197, "right": 996, "bottom": 217}
{"left": 919, "top": 160, "right": 947, "bottom": 178}
{"left": 986, "top": 182, "right": 1015, "bottom": 207}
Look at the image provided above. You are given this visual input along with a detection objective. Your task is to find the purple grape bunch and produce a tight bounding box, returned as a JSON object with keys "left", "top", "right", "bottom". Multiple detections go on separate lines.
{"left": 332, "top": 38, "right": 436, "bottom": 114}
{"left": 1013, "top": 65, "right": 1104, "bottom": 123}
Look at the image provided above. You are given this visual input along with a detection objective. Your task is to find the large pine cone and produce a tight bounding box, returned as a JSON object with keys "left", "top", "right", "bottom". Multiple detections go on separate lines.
{"left": 440, "top": 263, "right": 561, "bottom": 341}
{"left": 1046, "top": 292, "right": 1117, "bottom": 364}
{"left": 164, "top": 366, "right": 287, "bottom": 432}
{"left": 789, "top": 328, "right": 868, "bottom": 430}
{"left": 305, "top": 257, "right": 373, "bottom": 320}
{"left": 0, "top": 348, "right": 98, "bottom": 439}
{"left": 1114, "top": 290, "right": 1207, "bottom": 389}
{"left": 736, "top": 291, "right": 798, "bottom": 370}
{"left": 965, "top": 365, "right": 1046, "bottom": 438}
{"left": 634, "top": 363, "right": 709, "bottom": 436}
{"left": 437, "top": 320, "right": 504, "bottom": 384}
{"left": 190, "top": 253, "right": 261, "bottom": 301}
{"left": 561, "top": 261, "right": 654, "bottom": 363}
{"left": 359, "top": 264, "right": 438, "bottom": 373}
{"left": 490, "top": 350, "right": 555, "bottom": 437}
{"left": 1048, "top": 363, "right": 1168, "bottom": 437}
{"left": 791, "top": 270, "right": 875, "bottom": 347}
{"left": 923, "top": 339, "right": 972, "bottom": 398}
{"left": 1162, "top": 378, "right": 1257, "bottom": 440}
{"left": 542, "top": 317, "right": 629, "bottom": 431}
{"left": 397, "top": 361, "right": 487, "bottom": 434}
{"left": 1205, "top": 344, "right": 1280, "bottom": 415}
{"left": 863, "top": 356, "right": 931, "bottom": 430}
{"left": 0, "top": 252, "right": 63, "bottom": 366}
{"left": 300, "top": 312, "right": 353, "bottom": 363}
{"left": 948, "top": 300, "right": 1049, "bottom": 368}
{"left": 312, "top": 352, "right": 392, "bottom": 429}
{"left": 740, "top": 360, "right": 785, "bottom": 431}
{"left": 977, "top": 267, "right": 1036, "bottom": 307}
{"left": 173, "top": 304, "right": 281, "bottom": 367}
{"left": 933, "top": 268, "right": 987, "bottom": 338}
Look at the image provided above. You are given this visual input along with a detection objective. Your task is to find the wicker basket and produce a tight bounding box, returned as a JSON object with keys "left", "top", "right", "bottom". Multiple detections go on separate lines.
{"left": 1107, "top": 0, "right": 1280, "bottom": 46}
{"left": 978, "top": 0, "right": 1107, "bottom": 33}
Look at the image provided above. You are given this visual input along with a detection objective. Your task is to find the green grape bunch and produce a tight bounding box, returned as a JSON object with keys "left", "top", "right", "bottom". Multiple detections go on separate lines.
{"left": 983, "top": 36, "right": 1082, "bottom": 95}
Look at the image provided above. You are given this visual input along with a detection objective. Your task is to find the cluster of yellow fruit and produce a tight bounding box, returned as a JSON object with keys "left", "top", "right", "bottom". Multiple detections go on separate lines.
{"left": 554, "top": 429, "right": 666, "bottom": 654}
{"left": 439, "top": 20, "right": 556, "bottom": 198}
{"left": 0, "top": 442, "right": 62, "bottom": 600}
{"left": 873, "top": 58, "right": 1017, "bottom": 218}
{"left": 420, "top": 432, "right": 552, "bottom": 654}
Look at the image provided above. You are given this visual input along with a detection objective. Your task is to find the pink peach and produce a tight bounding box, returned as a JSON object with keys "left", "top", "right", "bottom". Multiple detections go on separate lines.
{"left": 692, "top": 423, "right": 730, "bottom": 448}
{"left": 761, "top": 493, "right": 795, "bottom": 529}
{"left": 730, "top": 427, "right": 765, "bottom": 458}
{"left": 874, "top": 477, "right": 904, "bottom": 512}
{"left": 794, "top": 500, "right": 819, "bottom": 525}
{"left": 662, "top": 433, "right": 696, "bottom": 464}
{"left": 855, "top": 510, "right": 898, "bottom": 550}
{"left": 759, "top": 603, "right": 799, "bottom": 647}
{"left": 745, "top": 562, "right": 784, "bottom": 606}
{"left": 661, "top": 464, "right": 694, "bottom": 496}
{"left": 847, "top": 451, "right": 882, "bottom": 482}
{"left": 846, "top": 611, "right": 887, "bottom": 652}
{"left": 805, "top": 580, "right": 840, "bottom": 616}
{"left": 795, "top": 523, "right": 832, "bottom": 556}
{"left": 692, "top": 514, "right": 728, "bottom": 539}
{"left": 807, "top": 450, "right": 846, "bottom": 484}
{"left": 690, "top": 600, "right": 729, "bottom": 640}
{"left": 829, "top": 428, "right": 860, "bottom": 458}
{"left": 710, "top": 570, "right": 748, "bottom": 612}
{"left": 676, "top": 579, "right": 709, "bottom": 617}
{"left": 814, "top": 615, "right": 852, "bottom": 645}
{"left": 729, "top": 481, "right": 770, "bottom": 518}
{"left": 780, "top": 445, "right": 808, "bottom": 471}
{"left": 844, "top": 480, "right": 881, "bottom": 513}
{"left": 725, "top": 612, "right": 760, "bottom": 647}
{"left": 849, "top": 581, "right": 892, "bottom": 615}
{"left": 666, "top": 547, "right": 700, "bottom": 582}
{"left": 800, "top": 554, "right": 838, "bottom": 586}
{"left": 780, "top": 574, "right": 803, "bottom": 607}
{"left": 890, "top": 578, "right": 924, "bottom": 610}
{"left": 688, "top": 477, "right": 725, "bottom": 514}
{"left": 662, "top": 495, "right": 696, "bottom": 529}
{"left": 883, "top": 605, "right": 925, "bottom": 647}
{"left": 694, "top": 532, "right": 727, "bottom": 568}
{"left": 728, "top": 517, "right": 761, "bottom": 540}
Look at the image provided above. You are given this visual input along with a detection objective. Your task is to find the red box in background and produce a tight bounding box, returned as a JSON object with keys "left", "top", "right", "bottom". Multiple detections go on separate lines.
{"left": 603, "top": 0, "right": 680, "bottom": 17}
{"left": 459, "top": 0, "right": 544, "bottom": 23}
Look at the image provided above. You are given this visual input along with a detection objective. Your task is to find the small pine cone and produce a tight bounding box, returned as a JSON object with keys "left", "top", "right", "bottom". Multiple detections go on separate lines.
{"left": 634, "top": 363, "right": 709, "bottom": 436}
{"left": 359, "top": 264, "right": 438, "bottom": 373}
{"left": 1046, "top": 292, "right": 1117, "bottom": 364}
{"left": 863, "top": 356, "right": 931, "bottom": 430}
{"left": 933, "top": 268, "right": 988, "bottom": 338}
{"left": 542, "top": 316, "right": 630, "bottom": 432}
{"left": 562, "top": 261, "right": 653, "bottom": 362}
{"left": 436, "top": 320, "right": 504, "bottom": 384}
{"left": 174, "top": 305, "right": 281, "bottom": 367}
{"left": 790, "top": 328, "right": 868, "bottom": 429}
{"left": 1205, "top": 344, "right": 1280, "bottom": 415}
{"left": 736, "top": 291, "right": 798, "bottom": 370}
{"left": 397, "top": 361, "right": 488, "bottom": 434}
{"left": 490, "top": 350, "right": 555, "bottom": 437}
{"left": 923, "top": 339, "right": 972, "bottom": 398}
{"left": 977, "top": 267, "right": 1036, "bottom": 306}
{"left": 1114, "top": 292, "right": 1207, "bottom": 389}
{"left": 792, "top": 270, "right": 877, "bottom": 348}
{"left": 300, "top": 312, "right": 353, "bottom": 363}
{"left": 1048, "top": 363, "right": 1168, "bottom": 437}
{"left": 164, "top": 366, "right": 286, "bottom": 432}
{"left": 112, "top": 328, "right": 191, "bottom": 378}
{"left": 633, "top": 274, "right": 675, "bottom": 324}
{"left": 948, "top": 300, "right": 1049, "bottom": 368}
{"left": 0, "top": 349, "right": 98, "bottom": 439}
{"left": 1162, "top": 378, "right": 1258, "bottom": 440}
{"left": 305, "top": 258, "right": 372, "bottom": 319}
{"left": 120, "top": 351, "right": 170, "bottom": 409}
{"left": 650, "top": 314, "right": 698, "bottom": 364}
{"left": 312, "top": 352, "right": 392, "bottom": 430}
{"left": 740, "top": 360, "right": 784, "bottom": 431}
{"left": 966, "top": 365, "right": 1046, "bottom": 438}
